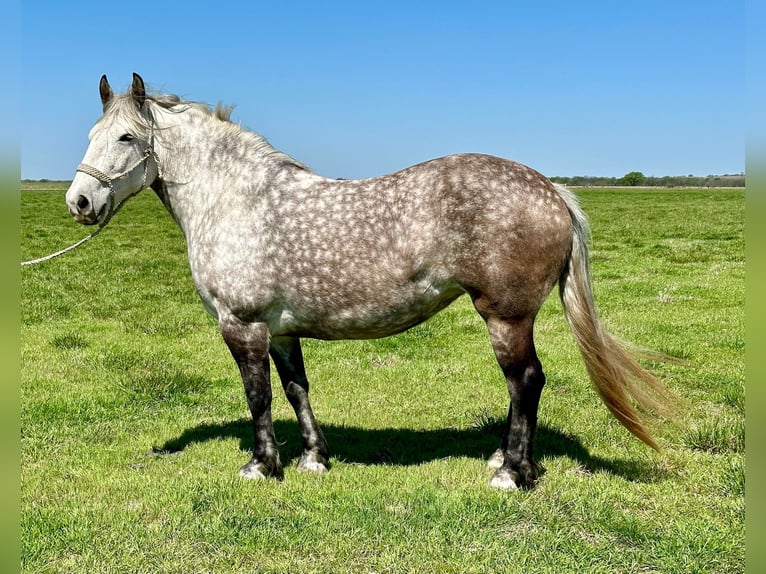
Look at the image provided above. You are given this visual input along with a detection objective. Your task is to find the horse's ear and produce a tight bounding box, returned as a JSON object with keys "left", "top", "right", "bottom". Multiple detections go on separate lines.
{"left": 130, "top": 72, "right": 146, "bottom": 108}
{"left": 99, "top": 75, "right": 113, "bottom": 110}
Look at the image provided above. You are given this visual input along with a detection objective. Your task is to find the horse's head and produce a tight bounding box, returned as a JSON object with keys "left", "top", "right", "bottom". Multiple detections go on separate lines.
{"left": 66, "top": 73, "right": 159, "bottom": 226}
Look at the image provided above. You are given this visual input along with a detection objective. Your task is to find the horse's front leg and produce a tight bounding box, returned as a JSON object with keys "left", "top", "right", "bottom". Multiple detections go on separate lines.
{"left": 270, "top": 337, "right": 330, "bottom": 473}
{"left": 219, "top": 318, "right": 282, "bottom": 480}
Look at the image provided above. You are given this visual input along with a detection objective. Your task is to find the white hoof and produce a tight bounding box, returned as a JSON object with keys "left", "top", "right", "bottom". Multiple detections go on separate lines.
{"left": 298, "top": 453, "right": 329, "bottom": 473}
{"left": 489, "top": 470, "right": 519, "bottom": 491}
{"left": 239, "top": 460, "right": 270, "bottom": 480}
{"left": 298, "top": 460, "right": 328, "bottom": 473}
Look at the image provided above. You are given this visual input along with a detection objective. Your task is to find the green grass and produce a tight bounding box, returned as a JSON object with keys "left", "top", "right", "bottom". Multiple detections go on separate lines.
{"left": 22, "top": 186, "right": 744, "bottom": 573}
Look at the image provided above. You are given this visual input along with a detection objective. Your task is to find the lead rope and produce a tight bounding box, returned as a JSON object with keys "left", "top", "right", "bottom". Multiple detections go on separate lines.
{"left": 21, "top": 117, "right": 160, "bottom": 267}
{"left": 21, "top": 227, "right": 107, "bottom": 267}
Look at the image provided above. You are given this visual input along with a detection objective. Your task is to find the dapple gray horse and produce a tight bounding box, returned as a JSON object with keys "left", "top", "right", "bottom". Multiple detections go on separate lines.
{"left": 66, "top": 73, "right": 671, "bottom": 489}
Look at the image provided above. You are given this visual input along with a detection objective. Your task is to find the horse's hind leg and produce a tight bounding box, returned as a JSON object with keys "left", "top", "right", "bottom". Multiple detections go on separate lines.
{"left": 270, "top": 337, "right": 330, "bottom": 473}
{"left": 484, "top": 315, "right": 546, "bottom": 490}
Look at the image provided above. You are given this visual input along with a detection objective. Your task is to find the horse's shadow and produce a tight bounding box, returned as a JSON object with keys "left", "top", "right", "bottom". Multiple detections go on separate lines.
{"left": 152, "top": 416, "right": 666, "bottom": 483}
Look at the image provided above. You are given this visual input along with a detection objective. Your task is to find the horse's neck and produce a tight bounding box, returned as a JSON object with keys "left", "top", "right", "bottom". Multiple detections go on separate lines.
{"left": 151, "top": 112, "right": 263, "bottom": 235}
{"left": 149, "top": 111, "right": 321, "bottom": 244}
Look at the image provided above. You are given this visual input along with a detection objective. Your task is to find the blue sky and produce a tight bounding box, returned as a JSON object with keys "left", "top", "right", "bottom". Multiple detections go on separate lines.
{"left": 21, "top": 1, "right": 743, "bottom": 180}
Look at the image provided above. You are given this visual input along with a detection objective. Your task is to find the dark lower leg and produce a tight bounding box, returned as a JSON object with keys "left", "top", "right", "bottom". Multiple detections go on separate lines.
{"left": 488, "top": 402, "right": 511, "bottom": 469}
{"left": 270, "top": 337, "right": 329, "bottom": 471}
{"left": 486, "top": 317, "right": 546, "bottom": 489}
{"left": 220, "top": 319, "right": 282, "bottom": 479}
{"left": 495, "top": 359, "right": 545, "bottom": 488}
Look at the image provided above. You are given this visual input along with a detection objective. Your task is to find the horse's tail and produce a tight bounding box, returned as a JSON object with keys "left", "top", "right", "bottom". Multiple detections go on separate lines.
{"left": 553, "top": 184, "right": 674, "bottom": 450}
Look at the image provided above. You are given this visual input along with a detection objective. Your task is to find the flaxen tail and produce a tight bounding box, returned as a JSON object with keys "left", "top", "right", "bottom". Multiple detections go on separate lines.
{"left": 553, "top": 184, "right": 674, "bottom": 450}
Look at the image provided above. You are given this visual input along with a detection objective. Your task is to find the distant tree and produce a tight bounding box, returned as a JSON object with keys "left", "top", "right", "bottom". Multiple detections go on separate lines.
{"left": 571, "top": 176, "right": 585, "bottom": 186}
{"left": 548, "top": 172, "right": 742, "bottom": 188}
{"left": 619, "top": 171, "right": 646, "bottom": 186}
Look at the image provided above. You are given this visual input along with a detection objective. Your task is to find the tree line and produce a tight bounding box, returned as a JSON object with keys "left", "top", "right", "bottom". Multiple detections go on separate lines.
{"left": 549, "top": 171, "right": 745, "bottom": 188}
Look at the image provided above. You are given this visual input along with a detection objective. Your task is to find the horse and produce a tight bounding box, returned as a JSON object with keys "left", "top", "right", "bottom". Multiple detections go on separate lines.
{"left": 65, "top": 73, "right": 672, "bottom": 490}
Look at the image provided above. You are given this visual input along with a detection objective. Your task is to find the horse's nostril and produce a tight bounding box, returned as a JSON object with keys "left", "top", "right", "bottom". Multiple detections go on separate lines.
{"left": 76, "top": 195, "right": 90, "bottom": 211}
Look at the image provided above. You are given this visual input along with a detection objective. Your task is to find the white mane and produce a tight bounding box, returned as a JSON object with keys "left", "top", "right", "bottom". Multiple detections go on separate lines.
{"left": 101, "top": 91, "right": 307, "bottom": 170}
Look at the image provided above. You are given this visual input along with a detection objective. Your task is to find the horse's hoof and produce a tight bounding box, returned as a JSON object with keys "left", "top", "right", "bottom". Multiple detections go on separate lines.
{"left": 239, "top": 459, "right": 280, "bottom": 480}
{"left": 297, "top": 452, "right": 329, "bottom": 473}
{"left": 239, "top": 461, "right": 268, "bottom": 480}
{"left": 487, "top": 449, "right": 505, "bottom": 470}
{"left": 239, "top": 466, "right": 267, "bottom": 480}
{"left": 490, "top": 460, "right": 542, "bottom": 490}
{"left": 489, "top": 469, "right": 520, "bottom": 490}
{"left": 298, "top": 460, "right": 328, "bottom": 473}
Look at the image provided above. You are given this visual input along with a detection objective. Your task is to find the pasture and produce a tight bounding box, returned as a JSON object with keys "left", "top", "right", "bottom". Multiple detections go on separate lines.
{"left": 21, "top": 185, "right": 743, "bottom": 573}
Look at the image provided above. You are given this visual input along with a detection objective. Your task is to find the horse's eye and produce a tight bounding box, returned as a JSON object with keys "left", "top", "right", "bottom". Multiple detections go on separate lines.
{"left": 118, "top": 133, "right": 135, "bottom": 142}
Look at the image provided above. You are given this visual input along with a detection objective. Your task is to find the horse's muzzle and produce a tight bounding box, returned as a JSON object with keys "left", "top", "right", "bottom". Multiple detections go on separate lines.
{"left": 68, "top": 194, "right": 105, "bottom": 225}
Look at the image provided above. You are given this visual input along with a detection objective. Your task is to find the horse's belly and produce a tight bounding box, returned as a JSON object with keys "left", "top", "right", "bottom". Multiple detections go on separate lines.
{"left": 271, "top": 278, "right": 465, "bottom": 340}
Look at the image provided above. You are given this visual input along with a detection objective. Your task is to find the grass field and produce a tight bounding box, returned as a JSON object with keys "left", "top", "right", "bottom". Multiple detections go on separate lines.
{"left": 21, "top": 185, "right": 744, "bottom": 573}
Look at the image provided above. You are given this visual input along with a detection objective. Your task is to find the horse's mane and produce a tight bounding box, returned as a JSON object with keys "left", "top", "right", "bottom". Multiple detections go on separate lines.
{"left": 102, "top": 91, "right": 307, "bottom": 171}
